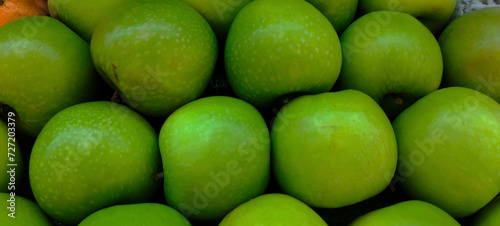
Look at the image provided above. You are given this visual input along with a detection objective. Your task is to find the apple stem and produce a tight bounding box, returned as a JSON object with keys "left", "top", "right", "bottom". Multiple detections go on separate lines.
{"left": 395, "top": 97, "right": 403, "bottom": 105}
{"left": 153, "top": 172, "right": 164, "bottom": 181}
{"left": 111, "top": 89, "right": 120, "bottom": 103}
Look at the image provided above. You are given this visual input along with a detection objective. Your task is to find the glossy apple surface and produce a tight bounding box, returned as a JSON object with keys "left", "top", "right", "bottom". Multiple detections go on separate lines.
{"left": 393, "top": 87, "right": 500, "bottom": 218}
{"left": 30, "top": 101, "right": 161, "bottom": 225}
{"left": 358, "top": 0, "right": 456, "bottom": 34}
{"left": 338, "top": 11, "right": 443, "bottom": 119}
{"left": 91, "top": 0, "right": 217, "bottom": 117}
{"left": 225, "top": 0, "right": 342, "bottom": 107}
{"left": 0, "top": 193, "right": 53, "bottom": 226}
{"left": 439, "top": 7, "right": 500, "bottom": 103}
{"left": 159, "top": 96, "right": 270, "bottom": 221}
{"left": 0, "top": 16, "right": 98, "bottom": 137}
{"left": 306, "top": 0, "right": 358, "bottom": 34}
{"left": 350, "top": 200, "right": 460, "bottom": 225}
{"left": 79, "top": 203, "right": 191, "bottom": 226}
{"left": 220, "top": 193, "right": 327, "bottom": 226}
{"left": 272, "top": 90, "right": 397, "bottom": 208}
{"left": 48, "top": 0, "right": 129, "bottom": 42}
{"left": 178, "top": 0, "right": 253, "bottom": 41}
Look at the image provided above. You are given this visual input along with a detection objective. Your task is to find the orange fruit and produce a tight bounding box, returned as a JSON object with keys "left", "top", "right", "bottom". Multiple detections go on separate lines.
{"left": 0, "top": 0, "right": 49, "bottom": 26}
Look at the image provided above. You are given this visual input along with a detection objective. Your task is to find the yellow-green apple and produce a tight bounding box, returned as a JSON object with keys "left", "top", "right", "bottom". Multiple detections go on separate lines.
{"left": 79, "top": 203, "right": 191, "bottom": 226}
{"left": 30, "top": 101, "right": 161, "bottom": 225}
{"left": 358, "top": 0, "right": 456, "bottom": 34}
{"left": 306, "top": 0, "right": 358, "bottom": 34}
{"left": 338, "top": 11, "right": 443, "bottom": 119}
{"left": 0, "top": 120, "right": 23, "bottom": 193}
{"left": 272, "top": 90, "right": 397, "bottom": 208}
{"left": 0, "top": 193, "right": 53, "bottom": 225}
{"left": 0, "top": 16, "right": 98, "bottom": 137}
{"left": 48, "top": 0, "right": 129, "bottom": 42}
{"left": 350, "top": 200, "right": 460, "bottom": 225}
{"left": 439, "top": 7, "right": 500, "bottom": 103}
{"left": 473, "top": 195, "right": 500, "bottom": 226}
{"left": 91, "top": 0, "right": 217, "bottom": 117}
{"left": 392, "top": 87, "right": 500, "bottom": 218}
{"left": 159, "top": 96, "right": 270, "bottom": 221}
{"left": 220, "top": 193, "right": 327, "bottom": 226}
{"left": 178, "top": 0, "right": 253, "bottom": 42}
{"left": 225, "top": 0, "right": 342, "bottom": 107}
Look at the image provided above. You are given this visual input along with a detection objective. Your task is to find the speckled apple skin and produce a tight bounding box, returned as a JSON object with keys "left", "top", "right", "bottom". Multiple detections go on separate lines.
{"left": 306, "top": 0, "right": 358, "bottom": 34}
{"left": 178, "top": 0, "right": 253, "bottom": 40}
{"left": 350, "top": 200, "right": 460, "bottom": 225}
{"left": 91, "top": 0, "right": 218, "bottom": 117}
{"left": 393, "top": 87, "right": 500, "bottom": 218}
{"left": 0, "top": 16, "right": 98, "bottom": 137}
{"left": 29, "top": 101, "right": 161, "bottom": 225}
{"left": 225, "top": 0, "right": 342, "bottom": 107}
{"left": 358, "top": 0, "right": 456, "bottom": 34}
{"left": 0, "top": 193, "right": 53, "bottom": 226}
{"left": 159, "top": 96, "right": 270, "bottom": 221}
{"left": 338, "top": 11, "right": 443, "bottom": 118}
{"left": 48, "top": 0, "right": 129, "bottom": 42}
{"left": 439, "top": 7, "right": 500, "bottom": 103}
{"left": 219, "top": 193, "right": 327, "bottom": 226}
{"left": 272, "top": 90, "right": 397, "bottom": 208}
{"left": 79, "top": 203, "right": 191, "bottom": 226}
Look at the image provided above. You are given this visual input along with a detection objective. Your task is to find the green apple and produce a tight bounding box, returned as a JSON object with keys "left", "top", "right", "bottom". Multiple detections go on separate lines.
{"left": 159, "top": 96, "right": 270, "bottom": 221}
{"left": 91, "top": 0, "right": 218, "bottom": 117}
{"left": 0, "top": 193, "right": 53, "bottom": 225}
{"left": 220, "top": 193, "right": 327, "bottom": 226}
{"left": 79, "top": 203, "right": 191, "bottom": 226}
{"left": 393, "top": 87, "right": 500, "bottom": 218}
{"left": 0, "top": 120, "right": 23, "bottom": 193}
{"left": 30, "top": 101, "right": 161, "bottom": 225}
{"left": 439, "top": 7, "right": 500, "bottom": 103}
{"left": 338, "top": 11, "right": 443, "bottom": 119}
{"left": 306, "top": 0, "right": 358, "bottom": 34}
{"left": 358, "top": 0, "right": 456, "bottom": 34}
{"left": 272, "top": 90, "right": 397, "bottom": 208}
{"left": 350, "top": 200, "right": 460, "bottom": 225}
{"left": 225, "top": 0, "right": 342, "bottom": 107}
{"left": 0, "top": 16, "right": 98, "bottom": 137}
{"left": 473, "top": 195, "right": 500, "bottom": 226}
{"left": 48, "top": 0, "right": 130, "bottom": 42}
{"left": 178, "top": 0, "right": 253, "bottom": 41}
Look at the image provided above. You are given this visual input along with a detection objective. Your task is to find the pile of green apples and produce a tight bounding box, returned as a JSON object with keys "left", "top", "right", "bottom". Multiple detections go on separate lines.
{"left": 1, "top": 0, "right": 499, "bottom": 225}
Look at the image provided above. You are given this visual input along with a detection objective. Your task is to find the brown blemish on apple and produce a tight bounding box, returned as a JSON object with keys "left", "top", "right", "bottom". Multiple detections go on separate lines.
{"left": 112, "top": 63, "right": 119, "bottom": 82}
{"left": 153, "top": 172, "right": 164, "bottom": 181}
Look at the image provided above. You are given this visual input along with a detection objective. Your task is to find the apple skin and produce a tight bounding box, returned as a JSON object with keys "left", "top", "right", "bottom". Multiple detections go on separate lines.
{"left": 473, "top": 195, "right": 500, "bottom": 226}
{"left": 0, "top": 193, "right": 53, "bottom": 226}
{"left": 91, "top": 0, "right": 218, "bottom": 117}
{"left": 0, "top": 16, "right": 98, "bottom": 137}
{"left": 392, "top": 87, "right": 500, "bottom": 218}
{"left": 178, "top": 0, "right": 253, "bottom": 41}
{"left": 338, "top": 11, "right": 443, "bottom": 119}
{"left": 225, "top": 0, "right": 342, "bottom": 107}
{"left": 0, "top": 120, "right": 23, "bottom": 193}
{"left": 220, "top": 193, "right": 327, "bottom": 226}
{"left": 439, "top": 7, "right": 500, "bottom": 103}
{"left": 48, "top": 0, "right": 129, "bottom": 42}
{"left": 306, "top": 0, "right": 358, "bottom": 34}
{"left": 79, "top": 203, "right": 191, "bottom": 226}
{"left": 350, "top": 200, "right": 460, "bottom": 225}
{"left": 159, "top": 96, "right": 270, "bottom": 221}
{"left": 358, "top": 0, "right": 456, "bottom": 34}
{"left": 272, "top": 90, "right": 397, "bottom": 208}
{"left": 29, "top": 101, "right": 161, "bottom": 225}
